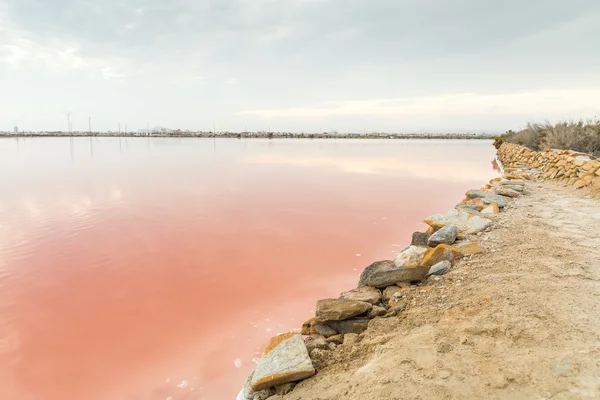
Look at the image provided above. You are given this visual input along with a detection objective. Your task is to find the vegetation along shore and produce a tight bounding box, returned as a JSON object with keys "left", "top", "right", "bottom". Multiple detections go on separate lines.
{"left": 237, "top": 137, "right": 600, "bottom": 399}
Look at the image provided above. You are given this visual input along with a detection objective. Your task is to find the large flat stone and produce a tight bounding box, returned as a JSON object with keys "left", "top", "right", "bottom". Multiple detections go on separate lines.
{"left": 326, "top": 318, "right": 370, "bottom": 335}
{"left": 424, "top": 209, "right": 493, "bottom": 234}
{"left": 465, "top": 189, "right": 489, "bottom": 199}
{"left": 482, "top": 195, "right": 510, "bottom": 208}
{"left": 496, "top": 187, "right": 520, "bottom": 198}
{"left": 339, "top": 286, "right": 382, "bottom": 305}
{"left": 358, "top": 260, "right": 395, "bottom": 287}
{"left": 251, "top": 333, "right": 315, "bottom": 391}
{"left": 315, "top": 299, "right": 372, "bottom": 322}
{"left": 367, "top": 266, "right": 430, "bottom": 288}
{"left": 393, "top": 245, "right": 428, "bottom": 267}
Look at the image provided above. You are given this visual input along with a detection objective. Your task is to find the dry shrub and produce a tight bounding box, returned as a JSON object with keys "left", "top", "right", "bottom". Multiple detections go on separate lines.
{"left": 502, "top": 120, "right": 600, "bottom": 156}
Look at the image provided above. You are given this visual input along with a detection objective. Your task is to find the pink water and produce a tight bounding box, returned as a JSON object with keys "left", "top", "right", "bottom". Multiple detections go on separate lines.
{"left": 0, "top": 138, "right": 498, "bottom": 399}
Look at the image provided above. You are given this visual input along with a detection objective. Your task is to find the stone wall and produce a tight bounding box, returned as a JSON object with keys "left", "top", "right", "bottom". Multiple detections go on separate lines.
{"left": 497, "top": 142, "right": 600, "bottom": 200}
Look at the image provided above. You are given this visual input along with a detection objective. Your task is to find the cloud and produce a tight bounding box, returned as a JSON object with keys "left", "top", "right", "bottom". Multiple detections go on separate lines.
{"left": 0, "top": 4, "right": 128, "bottom": 79}
{"left": 237, "top": 89, "right": 600, "bottom": 120}
{"left": 1, "top": 0, "right": 600, "bottom": 131}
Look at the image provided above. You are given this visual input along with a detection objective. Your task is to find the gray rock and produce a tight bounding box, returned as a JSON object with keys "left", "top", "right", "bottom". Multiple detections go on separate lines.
{"left": 358, "top": 260, "right": 395, "bottom": 287}
{"left": 367, "top": 266, "right": 430, "bottom": 288}
{"left": 339, "top": 286, "right": 382, "bottom": 305}
{"left": 411, "top": 231, "right": 430, "bottom": 246}
{"left": 367, "top": 305, "right": 387, "bottom": 318}
{"left": 326, "top": 318, "right": 369, "bottom": 335}
{"left": 466, "top": 189, "right": 489, "bottom": 199}
{"left": 456, "top": 204, "right": 480, "bottom": 211}
{"left": 500, "top": 179, "right": 524, "bottom": 188}
{"left": 393, "top": 245, "right": 428, "bottom": 267}
{"left": 482, "top": 195, "right": 510, "bottom": 208}
{"left": 315, "top": 299, "right": 372, "bottom": 322}
{"left": 251, "top": 334, "right": 315, "bottom": 391}
{"left": 427, "top": 260, "right": 452, "bottom": 276}
{"left": 496, "top": 187, "right": 520, "bottom": 197}
{"left": 428, "top": 225, "right": 459, "bottom": 246}
{"left": 314, "top": 324, "right": 337, "bottom": 338}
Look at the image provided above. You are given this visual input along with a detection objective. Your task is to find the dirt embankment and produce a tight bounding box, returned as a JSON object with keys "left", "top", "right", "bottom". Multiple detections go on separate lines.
{"left": 281, "top": 180, "right": 600, "bottom": 399}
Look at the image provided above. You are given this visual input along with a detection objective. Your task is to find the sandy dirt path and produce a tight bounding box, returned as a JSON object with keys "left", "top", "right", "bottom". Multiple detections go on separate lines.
{"left": 283, "top": 181, "right": 600, "bottom": 400}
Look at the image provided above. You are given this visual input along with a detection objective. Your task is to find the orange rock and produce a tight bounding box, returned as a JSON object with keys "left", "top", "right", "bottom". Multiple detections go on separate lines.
{"left": 420, "top": 244, "right": 463, "bottom": 267}
{"left": 426, "top": 226, "right": 437, "bottom": 235}
{"left": 456, "top": 242, "right": 484, "bottom": 256}
{"left": 573, "top": 179, "right": 587, "bottom": 189}
{"left": 301, "top": 318, "right": 316, "bottom": 335}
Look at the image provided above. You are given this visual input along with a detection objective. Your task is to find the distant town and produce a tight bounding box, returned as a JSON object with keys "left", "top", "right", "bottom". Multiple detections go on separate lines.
{"left": 0, "top": 127, "right": 497, "bottom": 140}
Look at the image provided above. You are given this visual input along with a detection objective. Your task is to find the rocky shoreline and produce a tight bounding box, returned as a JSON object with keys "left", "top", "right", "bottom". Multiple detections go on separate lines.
{"left": 237, "top": 142, "right": 599, "bottom": 400}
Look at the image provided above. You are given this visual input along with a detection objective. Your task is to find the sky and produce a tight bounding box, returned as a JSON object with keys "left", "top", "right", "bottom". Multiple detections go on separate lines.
{"left": 1, "top": 0, "right": 599, "bottom": 133}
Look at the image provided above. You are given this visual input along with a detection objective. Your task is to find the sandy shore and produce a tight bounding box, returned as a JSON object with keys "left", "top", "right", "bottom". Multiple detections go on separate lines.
{"left": 277, "top": 180, "right": 600, "bottom": 399}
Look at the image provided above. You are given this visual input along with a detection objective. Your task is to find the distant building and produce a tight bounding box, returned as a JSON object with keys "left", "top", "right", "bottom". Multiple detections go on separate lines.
{"left": 14, "top": 126, "right": 18, "bottom": 134}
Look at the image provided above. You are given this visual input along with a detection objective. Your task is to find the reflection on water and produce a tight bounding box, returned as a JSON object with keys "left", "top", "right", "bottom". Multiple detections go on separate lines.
{"left": 0, "top": 138, "right": 498, "bottom": 399}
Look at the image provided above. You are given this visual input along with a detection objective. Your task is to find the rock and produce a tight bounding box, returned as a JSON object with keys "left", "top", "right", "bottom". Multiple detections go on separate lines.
{"left": 420, "top": 244, "right": 463, "bottom": 267}
{"left": 368, "top": 305, "right": 387, "bottom": 318}
{"left": 465, "top": 189, "right": 489, "bottom": 199}
{"left": 500, "top": 179, "right": 524, "bottom": 188}
{"left": 427, "top": 260, "right": 451, "bottom": 276}
{"left": 358, "top": 260, "right": 395, "bottom": 287}
{"left": 315, "top": 299, "right": 372, "bottom": 322}
{"left": 458, "top": 197, "right": 486, "bottom": 211}
{"left": 367, "top": 266, "right": 430, "bottom": 288}
{"left": 496, "top": 188, "right": 520, "bottom": 197}
{"left": 326, "top": 334, "right": 344, "bottom": 345}
{"left": 455, "top": 241, "right": 484, "bottom": 256}
{"left": 456, "top": 204, "right": 481, "bottom": 211}
{"left": 481, "top": 202, "right": 499, "bottom": 215}
{"left": 301, "top": 318, "right": 316, "bottom": 335}
{"left": 339, "top": 286, "right": 382, "bottom": 305}
{"left": 393, "top": 245, "right": 428, "bottom": 267}
{"left": 275, "top": 383, "right": 296, "bottom": 396}
{"left": 266, "top": 396, "right": 283, "bottom": 400}
{"left": 314, "top": 324, "right": 337, "bottom": 338}
{"left": 251, "top": 333, "right": 315, "bottom": 391}
{"left": 411, "top": 231, "right": 430, "bottom": 246}
{"left": 326, "top": 319, "right": 369, "bottom": 335}
{"left": 428, "top": 225, "right": 459, "bottom": 246}
{"left": 424, "top": 209, "right": 493, "bottom": 234}
{"left": 382, "top": 286, "right": 403, "bottom": 303}
{"left": 482, "top": 195, "right": 510, "bottom": 208}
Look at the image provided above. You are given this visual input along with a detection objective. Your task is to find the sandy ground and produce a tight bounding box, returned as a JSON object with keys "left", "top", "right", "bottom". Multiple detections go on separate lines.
{"left": 283, "top": 181, "right": 600, "bottom": 400}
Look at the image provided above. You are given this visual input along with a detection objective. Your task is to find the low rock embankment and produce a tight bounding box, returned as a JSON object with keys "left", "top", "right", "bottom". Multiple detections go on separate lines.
{"left": 238, "top": 159, "right": 530, "bottom": 399}
{"left": 497, "top": 142, "right": 600, "bottom": 199}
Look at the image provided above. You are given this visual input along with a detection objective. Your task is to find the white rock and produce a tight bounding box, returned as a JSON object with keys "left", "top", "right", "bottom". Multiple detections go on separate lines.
{"left": 424, "top": 209, "right": 493, "bottom": 234}
{"left": 393, "top": 245, "right": 428, "bottom": 267}
{"left": 251, "top": 334, "right": 315, "bottom": 391}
